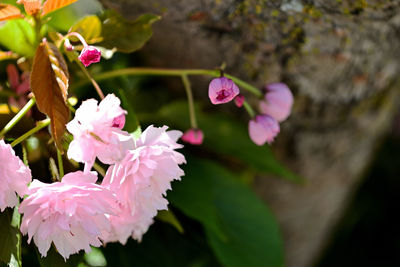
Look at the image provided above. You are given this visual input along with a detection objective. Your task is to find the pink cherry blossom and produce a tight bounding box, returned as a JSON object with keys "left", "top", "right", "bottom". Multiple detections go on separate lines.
{"left": 78, "top": 46, "right": 101, "bottom": 67}
{"left": 181, "top": 128, "right": 203, "bottom": 145}
{"left": 248, "top": 115, "right": 280, "bottom": 146}
{"left": 234, "top": 94, "right": 245, "bottom": 107}
{"left": 67, "top": 94, "right": 134, "bottom": 171}
{"left": 259, "top": 83, "right": 293, "bottom": 122}
{"left": 101, "top": 125, "right": 186, "bottom": 243}
{"left": 0, "top": 140, "right": 31, "bottom": 211}
{"left": 19, "top": 171, "right": 118, "bottom": 259}
{"left": 208, "top": 77, "right": 240, "bottom": 104}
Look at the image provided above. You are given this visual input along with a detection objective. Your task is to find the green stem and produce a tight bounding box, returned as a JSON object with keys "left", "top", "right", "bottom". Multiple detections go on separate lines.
{"left": 0, "top": 98, "right": 36, "bottom": 137}
{"left": 71, "top": 68, "right": 262, "bottom": 97}
{"left": 243, "top": 101, "right": 256, "bottom": 118}
{"left": 11, "top": 118, "right": 50, "bottom": 147}
{"left": 74, "top": 58, "right": 105, "bottom": 99}
{"left": 57, "top": 149, "right": 64, "bottom": 178}
{"left": 33, "top": 14, "right": 42, "bottom": 47}
{"left": 181, "top": 75, "right": 198, "bottom": 129}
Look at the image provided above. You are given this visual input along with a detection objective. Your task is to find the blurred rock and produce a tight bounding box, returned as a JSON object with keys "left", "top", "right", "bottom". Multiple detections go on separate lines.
{"left": 99, "top": 0, "right": 400, "bottom": 266}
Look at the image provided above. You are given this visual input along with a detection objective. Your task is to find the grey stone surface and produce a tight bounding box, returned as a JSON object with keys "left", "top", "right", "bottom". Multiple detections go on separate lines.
{"left": 99, "top": 1, "right": 400, "bottom": 266}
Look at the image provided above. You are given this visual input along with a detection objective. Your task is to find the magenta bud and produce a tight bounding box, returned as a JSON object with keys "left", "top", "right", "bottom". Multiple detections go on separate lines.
{"left": 248, "top": 115, "right": 280, "bottom": 146}
{"left": 78, "top": 46, "right": 101, "bottom": 67}
{"left": 112, "top": 114, "right": 126, "bottom": 129}
{"left": 234, "top": 94, "right": 245, "bottom": 107}
{"left": 259, "top": 83, "right": 293, "bottom": 122}
{"left": 181, "top": 128, "right": 204, "bottom": 145}
{"left": 208, "top": 77, "right": 240, "bottom": 105}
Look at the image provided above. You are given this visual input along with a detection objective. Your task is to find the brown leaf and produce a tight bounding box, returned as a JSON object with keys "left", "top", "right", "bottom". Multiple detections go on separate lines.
{"left": 30, "top": 41, "right": 70, "bottom": 150}
{"left": 0, "top": 4, "right": 22, "bottom": 21}
{"left": 17, "top": 0, "right": 41, "bottom": 15}
{"left": 42, "top": 0, "right": 78, "bottom": 16}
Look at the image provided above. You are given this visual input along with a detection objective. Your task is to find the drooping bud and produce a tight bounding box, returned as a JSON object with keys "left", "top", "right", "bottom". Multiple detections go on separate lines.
{"left": 234, "top": 94, "right": 245, "bottom": 107}
{"left": 259, "top": 83, "right": 293, "bottom": 122}
{"left": 181, "top": 128, "right": 204, "bottom": 145}
{"left": 248, "top": 115, "right": 280, "bottom": 146}
{"left": 208, "top": 77, "right": 240, "bottom": 105}
{"left": 78, "top": 46, "right": 101, "bottom": 67}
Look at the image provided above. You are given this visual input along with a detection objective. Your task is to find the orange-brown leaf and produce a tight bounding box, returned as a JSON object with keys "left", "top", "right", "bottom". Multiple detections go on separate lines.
{"left": 42, "top": 0, "right": 77, "bottom": 16}
{"left": 30, "top": 41, "right": 70, "bottom": 150}
{"left": 0, "top": 4, "right": 22, "bottom": 21}
{"left": 18, "top": 0, "right": 41, "bottom": 15}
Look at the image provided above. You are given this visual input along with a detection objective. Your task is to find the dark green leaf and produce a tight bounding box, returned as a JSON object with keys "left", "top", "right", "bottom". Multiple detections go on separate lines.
{"left": 168, "top": 157, "right": 284, "bottom": 267}
{"left": 99, "top": 10, "right": 160, "bottom": 53}
{"left": 102, "top": 221, "right": 219, "bottom": 267}
{"left": 0, "top": 19, "right": 35, "bottom": 57}
{"left": 156, "top": 101, "right": 302, "bottom": 182}
{"left": 156, "top": 210, "right": 184, "bottom": 234}
{"left": 37, "top": 246, "right": 83, "bottom": 267}
{"left": 116, "top": 89, "right": 139, "bottom": 133}
{"left": 0, "top": 208, "right": 21, "bottom": 267}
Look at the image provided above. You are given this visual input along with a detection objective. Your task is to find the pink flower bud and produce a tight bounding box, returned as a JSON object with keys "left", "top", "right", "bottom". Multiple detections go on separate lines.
{"left": 6, "top": 64, "right": 19, "bottom": 89}
{"left": 208, "top": 77, "right": 240, "bottom": 105}
{"left": 259, "top": 83, "right": 293, "bottom": 122}
{"left": 181, "top": 128, "right": 204, "bottom": 145}
{"left": 78, "top": 46, "right": 101, "bottom": 67}
{"left": 248, "top": 115, "right": 280, "bottom": 146}
{"left": 234, "top": 94, "right": 245, "bottom": 107}
{"left": 112, "top": 114, "right": 126, "bottom": 129}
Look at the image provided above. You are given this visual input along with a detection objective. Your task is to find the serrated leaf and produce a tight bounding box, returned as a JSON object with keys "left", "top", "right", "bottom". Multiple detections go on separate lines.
{"left": 99, "top": 10, "right": 160, "bottom": 53}
{"left": 168, "top": 158, "right": 284, "bottom": 267}
{"left": 0, "top": 19, "right": 36, "bottom": 57}
{"left": 69, "top": 15, "right": 103, "bottom": 44}
{"left": 30, "top": 41, "right": 70, "bottom": 150}
{"left": 0, "top": 208, "right": 21, "bottom": 267}
{"left": 0, "top": 4, "right": 22, "bottom": 21}
{"left": 42, "top": 0, "right": 77, "bottom": 16}
{"left": 19, "top": 0, "right": 41, "bottom": 15}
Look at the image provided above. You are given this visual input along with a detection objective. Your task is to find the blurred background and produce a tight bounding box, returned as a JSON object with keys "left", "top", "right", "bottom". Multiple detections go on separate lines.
{"left": 2, "top": 0, "right": 400, "bottom": 266}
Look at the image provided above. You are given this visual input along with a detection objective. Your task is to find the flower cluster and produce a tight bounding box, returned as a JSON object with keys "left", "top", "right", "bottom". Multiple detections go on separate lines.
{"left": 1, "top": 94, "right": 185, "bottom": 259}
{"left": 207, "top": 77, "right": 293, "bottom": 146}
{"left": 249, "top": 83, "right": 293, "bottom": 145}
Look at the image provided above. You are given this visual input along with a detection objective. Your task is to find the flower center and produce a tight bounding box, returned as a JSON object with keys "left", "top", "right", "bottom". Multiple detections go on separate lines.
{"left": 216, "top": 89, "right": 230, "bottom": 101}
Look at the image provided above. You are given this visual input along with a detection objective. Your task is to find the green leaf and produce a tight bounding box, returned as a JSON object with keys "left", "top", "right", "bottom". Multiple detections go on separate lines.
{"left": 168, "top": 158, "right": 284, "bottom": 267}
{"left": 102, "top": 221, "right": 219, "bottom": 267}
{"left": 156, "top": 210, "right": 184, "bottom": 234}
{"left": 0, "top": 208, "right": 21, "bottom": 267}
{"left": 99, "top": 10, "right": 160, "bottom": 53}
{"left": 116, "top": 89, "right": 139, "bottom": 133}
{"left": 155, "top": 101, "right": 302, "bottom": 182}
{"left": 69, "top": 15, "right": 102, "bottom": 44}
{"left": 38, "top": 246, "right": 83, "bottom": 267}
{"left": 0, "top": 19, "right": 36, "bottom": 57}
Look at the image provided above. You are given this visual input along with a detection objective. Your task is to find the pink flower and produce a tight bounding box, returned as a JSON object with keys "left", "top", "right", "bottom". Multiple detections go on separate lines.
{"left": 19, "top": 171, "right": 118, "bottom": 259}
{"left": 234, "top": 94, "right": 245, "bottom": 107}
{"left": 181, "top": 128, "right": 203, "bottom": 145}
{"left": 67, "top": 94, "right": 134, "bottom": 171}
{"left": 78, "top": 46, "right": 101, "bottom": 67}
{"left": 0, "top": 140, "right": 31, "bottom": 211}
{"left": 259, "top": 83, "right": 293, "bottom": 122}
{"left": 248, "top": 115, "right": 280, "bottom": 146}
{"left": 208, "top": 77, "right": 240, "bottom": 104}
{"left": 101, "top": 125, "right": 186, "bottom": 243}
{"left": 6, "top": 64, "right": 31, "bottom": 115}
